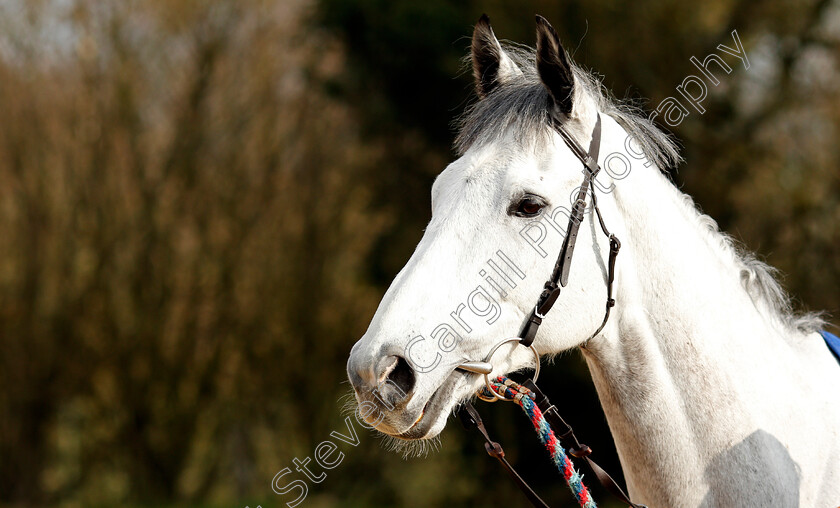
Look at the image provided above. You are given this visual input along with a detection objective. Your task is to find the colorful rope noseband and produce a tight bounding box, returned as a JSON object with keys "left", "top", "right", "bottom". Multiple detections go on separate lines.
{"left": 481, "top": 376, "right": 597, "bottom": 508}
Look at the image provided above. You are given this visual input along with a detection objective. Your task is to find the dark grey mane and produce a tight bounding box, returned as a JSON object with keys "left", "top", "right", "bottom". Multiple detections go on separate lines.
{"left": 455, "top": 45, "right": 681, "bottom": 173}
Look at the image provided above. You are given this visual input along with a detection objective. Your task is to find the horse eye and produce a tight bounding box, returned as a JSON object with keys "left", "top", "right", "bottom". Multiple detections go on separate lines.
{"left": 511, "top": 195, "right": 546, "bottom": 218}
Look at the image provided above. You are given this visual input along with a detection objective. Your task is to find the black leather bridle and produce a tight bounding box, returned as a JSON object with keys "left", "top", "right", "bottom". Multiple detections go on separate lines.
{"left": 456, "top": 113, "right": 646, "bottom": 508}
{"left": 519, "top": 112, "right": 620, "bottom": 350}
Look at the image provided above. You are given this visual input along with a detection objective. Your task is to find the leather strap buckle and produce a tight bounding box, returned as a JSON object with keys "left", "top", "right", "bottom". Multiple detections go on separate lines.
{"left": 569, "top": 444, "right": 593, "bottom": 458}
{"left": 536, "top": 284, "right": 560, "bottom": 317}
{"left": 609, "top": 235, "right": 621, "bottom": 253}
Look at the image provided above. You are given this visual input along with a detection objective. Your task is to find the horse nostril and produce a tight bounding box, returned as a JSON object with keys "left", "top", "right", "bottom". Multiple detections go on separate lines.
{"left": 382, "top": 355, "right": 415, "bottom": 398}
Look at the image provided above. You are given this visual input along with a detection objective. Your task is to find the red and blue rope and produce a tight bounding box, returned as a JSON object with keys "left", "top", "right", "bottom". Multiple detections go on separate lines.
{"left": 481, "top": 376, "right": 597, "bottom": 508}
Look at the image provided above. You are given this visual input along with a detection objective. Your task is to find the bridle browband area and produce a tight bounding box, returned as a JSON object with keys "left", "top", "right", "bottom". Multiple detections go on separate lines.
{"left": 456, "top": 113, "right": 645, "bottom": 508}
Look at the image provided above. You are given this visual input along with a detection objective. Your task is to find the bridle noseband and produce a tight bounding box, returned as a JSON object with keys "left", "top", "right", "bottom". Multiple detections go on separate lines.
{"left": 455, "top": 113, "right": 645, "bottom": 508}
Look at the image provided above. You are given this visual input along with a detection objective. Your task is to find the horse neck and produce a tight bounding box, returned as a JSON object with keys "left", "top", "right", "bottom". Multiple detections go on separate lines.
{"left": 580, "top": 163, "right": 801, "bottom": 504}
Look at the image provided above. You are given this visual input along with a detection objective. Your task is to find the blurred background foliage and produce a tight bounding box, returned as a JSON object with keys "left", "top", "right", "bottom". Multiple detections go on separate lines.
{"left": 0, "top": 0, "right": 838, "bottom": 506}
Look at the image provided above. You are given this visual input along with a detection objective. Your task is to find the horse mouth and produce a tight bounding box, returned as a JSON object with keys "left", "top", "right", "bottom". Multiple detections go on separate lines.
{"left": 392, "top": 368, "right": 471, "bottom": 440}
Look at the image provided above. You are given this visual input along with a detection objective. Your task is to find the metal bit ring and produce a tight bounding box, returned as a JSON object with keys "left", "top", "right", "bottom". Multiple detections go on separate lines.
{"left": 476, "top": 337, "right": 541, "bottom": 402}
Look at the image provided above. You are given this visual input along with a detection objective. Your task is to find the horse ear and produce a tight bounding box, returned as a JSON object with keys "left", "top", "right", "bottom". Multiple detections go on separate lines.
{"left": 472, "top": 14, "right": 521, "bottom": 98}
{"left": 535, "top": 15, "right": 574, "bottom": 115}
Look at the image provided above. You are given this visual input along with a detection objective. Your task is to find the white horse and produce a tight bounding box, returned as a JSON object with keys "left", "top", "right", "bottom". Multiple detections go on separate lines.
{"left": 347, "top": 15, "right": 840, "bottom": 507}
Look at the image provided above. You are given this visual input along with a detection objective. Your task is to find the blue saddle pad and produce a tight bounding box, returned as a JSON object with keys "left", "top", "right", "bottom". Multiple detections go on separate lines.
{"left": 819, "top": 330, "right": 840, "bottom": 364}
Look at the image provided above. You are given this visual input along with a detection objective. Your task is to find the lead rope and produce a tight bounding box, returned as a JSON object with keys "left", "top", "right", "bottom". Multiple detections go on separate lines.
{"left": 480, "top": 376, "right": 597, "bottom": 508}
